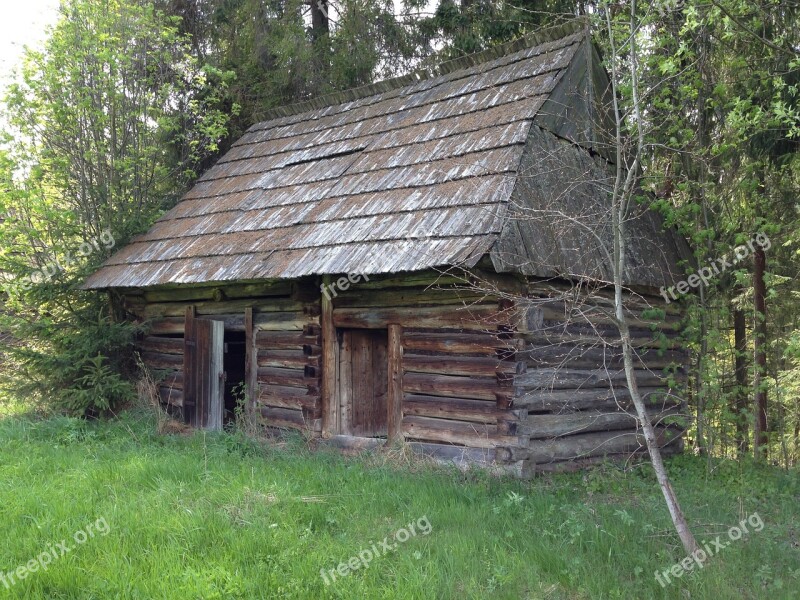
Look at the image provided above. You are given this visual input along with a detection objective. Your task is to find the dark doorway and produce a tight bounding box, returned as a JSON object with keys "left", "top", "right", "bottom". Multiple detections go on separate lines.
{"left": 338, "top": 329, "right": 389, "bottom": 437}
{"left": 223, "top": 330, "right": 247, "bottom": 424}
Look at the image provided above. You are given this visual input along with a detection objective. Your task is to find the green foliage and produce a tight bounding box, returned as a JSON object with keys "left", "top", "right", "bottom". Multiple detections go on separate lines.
{"left": 0, "top": 0, "right": 234, "bottom": 416}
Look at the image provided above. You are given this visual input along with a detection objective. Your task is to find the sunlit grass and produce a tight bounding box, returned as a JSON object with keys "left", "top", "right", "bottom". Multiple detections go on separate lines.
{"left": 0, "top": 408, "right": 796, "bottom": 599}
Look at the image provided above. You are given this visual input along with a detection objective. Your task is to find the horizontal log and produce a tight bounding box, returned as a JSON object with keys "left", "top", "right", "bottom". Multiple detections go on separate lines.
{"left": 258, "top": 384, "right": 320, "bottom": 411}
{"left": 514, "top": 368, "right": 686, "bottom": 391}
{"left": 402, "top": 354, "right": 517, "bottom": 377}
{"left": 526, "top": 281, "right": 683, "bottom": 316}
{"left": 402, "top": 332, "right": 520, "bottom": 356}
{"left": 332, "top": 288, "right": 491, "bottom": 309}
{"left": 522, "top": 345, "right": 687, "bottom": 370}
{"left": 258, "top": 406, "right": 311, "bottom": 430}
{"left": 143, "top": 281, "right": 292, "bottom": 303}
{"left": 355, "top": 271, "right": 464, "bottom": 290}
{"left": 144, "top": 298, "right": 305, "bottom": 319}
{"left": 531, "top": 436, "right": 684, "bottom": 472}
{"left": 516, "top": 299, "right": 683, "bottom": 331}
{"left": 323, "top": 435, "right": 386, "bottom": 452}
{"left": 402, "top": 415, "right": 523, "bottom": 448}
{"left": 403, "top": 394, "right": 501, "bottom": 424}
{"left": 139, "top": 336, "right": 183, "bottom": 355}
{"left": 406, "top": 441, "right": 500, "bottom": 465}
{"left": 514, "top": 386, "right": 682, "bottom": 411}
{"left": 527, "top": 426, "right": 683, "bottom": 463}
{"left": 403, "top": 372, "right": 498, "bottom": 401}
{"left": 257, "top": 349, "right": 318, "bottom": 369}
{"left": 147, "top": 317, "right": 184, "bottom": 335}
{"left": 520, "top": 405, "right": 686, "bottom": 439}
{"left": 255, "top": 330, "right": 321, "bottom": 350}
{"left": 255, "top": 311, "right": 318, "bottom": 331}
{"left": 158, "top": 386, "right": 183, "bottom": 407}
{"left": 141, "top": 351, "right": 183, "bottom": 370}
{"left": 256, "top": 366, "right": 311, "bottom": 389}
{"left": 333, "top": 304, "right": 506, "bottom": 331}
{"left": 519, "top": 328, "right": 682, "bottom": 350}
{"left": 159, "top": 371, "right": 184, "bottom": 390}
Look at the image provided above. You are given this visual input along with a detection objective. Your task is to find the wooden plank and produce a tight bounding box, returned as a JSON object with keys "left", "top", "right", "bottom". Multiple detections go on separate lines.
{"left": 257, "top": 366, "right": 310, "bottom": 389}
{"left": 514, "top": 386, "right": 681, "bottom": 411}
{"left": 183, "top": 307, "right": 196, "bottom": 425}
{"left": 402, "top": 331, "right": 519, "bottom": 356}
{"left": 158, "top": 386, "right": 183, "bottom": 407}
{"left": 387, "top": 324, "right": 403, "bottom": 442}
{"left": 144, "top": 280, "right": 292, "bottom": 303}
{"left": 245, "top": 307, "right": 258, "bottom": 425}
{"left": 321, "top": 275, "right": 338, "bottom": 436}
{"left": 255, "top": 330, "right": 321, "bottom": 349}
{"left": 338, "top": 331, "right": 353, "bottom": 435}
{"left": 258, "top": 384, "right": 319, "bottom": 410}
{"left": 403, "top": 394, "right": 499, "bottom": 424}
{"left": 402, "top": 372, "right": 498, "bottom": 401}
{"left": 407, "top": 442, "right": 497, "bottom": 465}
{"left": 527, "top": 426, "right": 683, "bottom": 463}
{"left": 514, "top": 368, "right": 686, "bottom": 391}
{"left": 144, "top": 297, "right": 304, "bottom": 319}
{"left": 140, "top": 336, "right": 184, "bottom": 355}
{"left": 402, "top": 415, "right": 522, "bottom": 448}
{"left": 141, "top": 351, "right": 183, "bottom": 370}
{"left": 200, "top": 319, "right": 225, "bottom": 431}
{"left": 150, "top": 317, "right": 185, "bottom": 336}
{"left": 402, "top": 354, "right": 516, "bottom": 377}
{"left": 254, "top": 311, "right": 318, "bottom": 331}
{"left": 258, "top": 406, "right": 309, "bottom": 429}
{"left": 520, "top": 405, "right": 686, "bottom": 439}
{"left": 522, "top": 345, "right": 687, "bottom": 370}
{"left": 331, "top": 288, "right": 489, "bottom": 309}
{"left": 257, "top": 349, "right": 318, "bottom": 369}
{"left": 333, "top": 304, "right": 505, "bottom": 331}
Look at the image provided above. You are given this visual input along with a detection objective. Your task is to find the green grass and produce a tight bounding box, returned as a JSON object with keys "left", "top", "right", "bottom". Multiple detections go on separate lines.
{"left": 0, "top": 409, "right": 797, "bottom": 599}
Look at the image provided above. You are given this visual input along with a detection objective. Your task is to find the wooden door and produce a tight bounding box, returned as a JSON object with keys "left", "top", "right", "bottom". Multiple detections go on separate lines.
{"left": 184, "top": 312, "right": 224, "bottom": 431}
{"left": 338, "top": 329, "right": 388, "bottom": 437}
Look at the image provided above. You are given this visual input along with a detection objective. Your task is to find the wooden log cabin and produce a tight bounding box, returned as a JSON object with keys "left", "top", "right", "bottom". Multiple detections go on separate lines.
{"left": 83, "top": 21, "right": 693, "bottom": 477}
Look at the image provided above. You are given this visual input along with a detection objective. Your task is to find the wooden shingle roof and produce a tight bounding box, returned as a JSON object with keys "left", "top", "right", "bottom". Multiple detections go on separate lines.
{"left": 83, "top": 20, "right": 688, "bottom": 291}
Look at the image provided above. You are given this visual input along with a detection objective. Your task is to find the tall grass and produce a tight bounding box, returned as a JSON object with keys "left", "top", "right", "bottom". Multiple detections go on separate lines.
{"left": 0, "top": 410, "right": 796, "bottom": 599}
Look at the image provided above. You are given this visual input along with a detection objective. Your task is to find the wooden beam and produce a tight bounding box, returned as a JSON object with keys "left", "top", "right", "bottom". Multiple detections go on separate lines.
{"left": 244, "top": 307, "right": 258, "bottom": 428}
{"left": 387, "top": 323, "right": 403, "bottom": 443}
{"left": 183, "top": 306, "right": 196, "bottom": 425}
{"left": 320, "top": 276, "right": 338, "bottom": 437}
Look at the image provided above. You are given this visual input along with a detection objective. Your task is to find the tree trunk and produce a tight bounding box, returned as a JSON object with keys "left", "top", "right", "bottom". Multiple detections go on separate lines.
{"left": 733, "top": 307, "right": 749, "bottom": 455}
{"left": 310, "top": 0, "right": 329, "bottom": 40}
{"left": 605, "top": 0, "right": 698, "bottom": 556}
{"left": 753, "top": 244, "right": 768, "bottom": 459}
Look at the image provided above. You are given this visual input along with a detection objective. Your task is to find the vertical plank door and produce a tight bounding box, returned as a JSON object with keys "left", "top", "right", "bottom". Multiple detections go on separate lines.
{"left": 185, "top": 316, "right": 224, "bottom": 430}
{"left": 340, "top": 329, "right": 388, "bottom": 437}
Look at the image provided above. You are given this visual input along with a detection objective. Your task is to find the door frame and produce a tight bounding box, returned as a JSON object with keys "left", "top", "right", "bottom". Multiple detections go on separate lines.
{"left": 320, "top": 282, "right": 403, "bottom": 440}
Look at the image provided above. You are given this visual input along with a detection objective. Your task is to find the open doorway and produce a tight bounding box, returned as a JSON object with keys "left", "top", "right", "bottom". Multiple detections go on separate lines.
{"left": 223, "top": 330, "right": 247, "bottom": 425}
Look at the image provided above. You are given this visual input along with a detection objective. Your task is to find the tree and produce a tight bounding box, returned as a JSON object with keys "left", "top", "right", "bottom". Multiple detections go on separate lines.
{"left": 0, "top": 0, "right": 234, "bottom": 413}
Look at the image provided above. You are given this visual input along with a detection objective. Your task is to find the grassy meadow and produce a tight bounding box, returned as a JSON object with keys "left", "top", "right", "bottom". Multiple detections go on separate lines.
{"left": 0, "top": 405, "right": 797, "bottom": 599}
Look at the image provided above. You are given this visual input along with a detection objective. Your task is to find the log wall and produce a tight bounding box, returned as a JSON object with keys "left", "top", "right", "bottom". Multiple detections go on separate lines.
{"left": 121, "top": 269, "right": 688, "bottom": 476}
{"left": 510, "top": 280, "right": 689, "bottom": 474}
{"left": 123, "top": 279, "right": 322, "bottom": 432}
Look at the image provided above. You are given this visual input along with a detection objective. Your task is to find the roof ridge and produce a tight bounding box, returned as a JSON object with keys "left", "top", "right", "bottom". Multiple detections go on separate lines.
{"left": 254, "top": 18, "right": 589, "bottom": 124}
